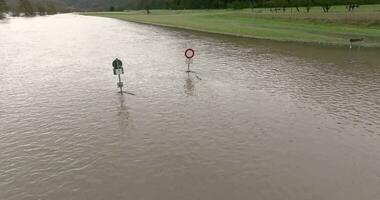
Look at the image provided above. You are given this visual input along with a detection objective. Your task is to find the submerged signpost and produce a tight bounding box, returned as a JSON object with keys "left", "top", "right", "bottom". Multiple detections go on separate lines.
{"left": 185, "top": 48, "right": 195, "bottom": 72}
{"left": 112, "top": 58, "right": 124, "bottom": 95}
{"left": 184, "top": 48, "right": 202, "bottom": 80}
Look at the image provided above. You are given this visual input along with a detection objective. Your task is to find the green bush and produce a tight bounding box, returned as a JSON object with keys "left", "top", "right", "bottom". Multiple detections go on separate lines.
{"left": 227, "top": 0, "right": 250, "bottom": 9}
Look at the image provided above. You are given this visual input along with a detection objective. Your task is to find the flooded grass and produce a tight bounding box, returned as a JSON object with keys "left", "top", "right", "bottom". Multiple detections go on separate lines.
{"left": 85, "top": 5, "right": 380, "bottom": 47}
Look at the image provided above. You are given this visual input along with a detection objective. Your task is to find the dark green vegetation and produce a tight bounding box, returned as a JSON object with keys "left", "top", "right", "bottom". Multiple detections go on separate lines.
{"left": 19, "top": 0, "right": 34, "bottom": 16}
{"left": 0, "top": 0, "right": 7, "bottom": 18}
{"left": 87, "top": 5, "right": 380, "bottom": 47}
{"left": 1, "top": 0, "right": 67, "bottom": 17}
{"left": 66, "top": 0, "right": 380, "bottom": 11}
{"left": 2, "top": 0, "right": 380, "bottom": 14}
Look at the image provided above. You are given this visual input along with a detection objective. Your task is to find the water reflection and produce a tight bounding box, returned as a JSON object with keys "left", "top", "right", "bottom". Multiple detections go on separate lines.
{"left": 117, "top": 95, "right": 130, "bottom": 129}
{"left": 184, "top": 73, "right": 195, "bottom": 96}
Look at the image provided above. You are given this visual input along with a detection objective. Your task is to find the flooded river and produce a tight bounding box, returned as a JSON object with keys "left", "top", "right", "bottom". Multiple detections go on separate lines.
{"left": 0, "top": 14, "right": 379, "bottom": 200}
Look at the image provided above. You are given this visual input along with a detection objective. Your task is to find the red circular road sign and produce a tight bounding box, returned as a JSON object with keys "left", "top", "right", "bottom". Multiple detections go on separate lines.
{"left": 185, "top": 48, "right": 195, "bottom": 59}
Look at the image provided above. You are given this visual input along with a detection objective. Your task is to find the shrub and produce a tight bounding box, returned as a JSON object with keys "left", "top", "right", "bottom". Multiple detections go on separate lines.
{"left": 227, "top": 1, "right": 250, "bottom": 9}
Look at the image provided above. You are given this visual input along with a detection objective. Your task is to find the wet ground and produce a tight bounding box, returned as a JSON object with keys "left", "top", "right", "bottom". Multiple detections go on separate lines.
{"left": 0, "top": 14, "right": 379, "bottom": 200}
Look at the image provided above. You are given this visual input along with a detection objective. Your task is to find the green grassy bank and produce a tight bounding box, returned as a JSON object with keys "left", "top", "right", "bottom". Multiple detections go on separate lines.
{"left": 85, "top": 5, "right": 380, "bottom": 47}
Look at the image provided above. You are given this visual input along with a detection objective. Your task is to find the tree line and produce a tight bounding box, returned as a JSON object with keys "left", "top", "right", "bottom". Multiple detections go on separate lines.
{"left": 0, "top": 0, "right": 67, "bottom": 18}
{"left": 0, "top": 0, "right": 7, "bottom": 18}
{"left": 108, "top": 0, "right": 380, "bottom": 11}
{"left": 2, "top": 0, "right": 380, "bottom": 18}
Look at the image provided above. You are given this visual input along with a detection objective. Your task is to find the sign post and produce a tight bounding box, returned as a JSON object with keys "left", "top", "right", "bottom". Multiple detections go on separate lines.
{"left": 112, "top": 58, "right": 125, "bottom": 95}
{"left": 185, "top": 48, "right": 195, "bottom": 72}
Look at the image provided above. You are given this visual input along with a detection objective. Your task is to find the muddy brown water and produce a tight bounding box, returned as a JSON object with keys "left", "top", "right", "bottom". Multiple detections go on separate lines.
{"left": 0, "top": 14, "right": 379, "bottom": 200}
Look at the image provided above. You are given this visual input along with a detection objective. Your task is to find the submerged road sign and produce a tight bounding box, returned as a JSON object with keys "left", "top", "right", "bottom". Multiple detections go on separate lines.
{"left": 185, "top": 48, "right": 195, "bottom": 59}
{"left": 112, "top": 58, "right": 125, "bottom": 95}
{"left": 113, "top": 58, "right": 124, "bottom": 75}
{"left": 185, "top": 48, "right": 195, "bottom": 72}
{"left": 115, "top": 68, "right": 124, "bottom": 75}
{"left": 113, "top": 58, "right": 123, "bottom": 68}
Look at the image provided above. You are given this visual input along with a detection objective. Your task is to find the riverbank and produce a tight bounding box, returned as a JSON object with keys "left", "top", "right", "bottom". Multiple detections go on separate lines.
{"left": 85, "top": 5, "right": 380, "bottom": 48}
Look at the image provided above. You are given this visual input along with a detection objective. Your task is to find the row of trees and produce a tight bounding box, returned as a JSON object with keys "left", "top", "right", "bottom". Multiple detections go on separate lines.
{"left": 3, "top": 0, "right": 380, "bottom": 17}
{"left": 0, "top": 0, "right": 7, "bottom": 18}
{"left": 108, "top": 0, "right": 380, "bottom": 12}
{"left": 0, "top": 0, "right": 67, "bottom": 18}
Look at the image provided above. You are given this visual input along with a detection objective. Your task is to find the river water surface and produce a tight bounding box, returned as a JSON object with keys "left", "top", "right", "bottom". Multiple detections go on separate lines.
{"left": 0, "top": 14, "right": 379, "bottom": 200}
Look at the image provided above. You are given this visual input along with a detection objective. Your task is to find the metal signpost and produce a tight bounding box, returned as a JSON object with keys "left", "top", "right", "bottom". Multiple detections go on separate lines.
{"left": 185, "top": 48, "right": 195, "bottom": 72}
{"left": 112, "top": 58, "right": 125, "bottom": 95}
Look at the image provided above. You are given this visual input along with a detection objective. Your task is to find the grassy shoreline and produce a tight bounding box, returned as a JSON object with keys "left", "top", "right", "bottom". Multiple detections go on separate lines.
{"left": 84, "top": 5, "right": 380, "bottom": 48}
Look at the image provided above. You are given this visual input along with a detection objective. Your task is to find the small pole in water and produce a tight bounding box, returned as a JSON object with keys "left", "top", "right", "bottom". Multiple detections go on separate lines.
{"left": 185, "top": 48, "right": 195, "bottom": 73}
{"left": 112, "top": 58, "right": 125, "bottom": 95}
{"left": 118, "top": 73, "right": 123, "bottom": 94}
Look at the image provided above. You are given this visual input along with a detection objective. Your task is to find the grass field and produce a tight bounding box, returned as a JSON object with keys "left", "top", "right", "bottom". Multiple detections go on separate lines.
{"left": 85, "top": 5, "right": 380, "bottom": 47}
